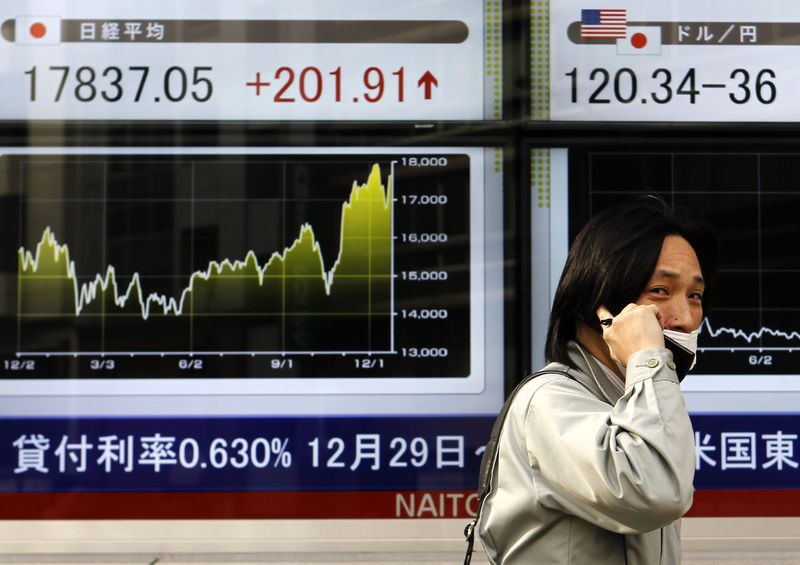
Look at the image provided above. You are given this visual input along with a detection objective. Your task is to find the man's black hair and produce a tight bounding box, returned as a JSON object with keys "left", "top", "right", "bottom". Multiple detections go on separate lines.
{"left": 545, "top": 196, "right": 719, "bottom": 366}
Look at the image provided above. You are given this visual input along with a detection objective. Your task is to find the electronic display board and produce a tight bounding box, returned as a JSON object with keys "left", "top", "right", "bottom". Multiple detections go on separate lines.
{"left": 535, "top": 1, "right": 797, "bottom": 122}
{"left": 532, "top": 147, "right": 800, "bottom": 515}
{"left": 0, "top": 146, "right": 506, "bottom": 519}
{"left": 0, "top": 0, "right": 502, "bottom": 121}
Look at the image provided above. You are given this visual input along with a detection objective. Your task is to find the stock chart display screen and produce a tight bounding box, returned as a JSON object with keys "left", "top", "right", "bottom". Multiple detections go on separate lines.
{"left": 568, "top": 150, "right": 799, "bottom": 383}
{"left": 8, "top": 153, "right": 473, "bottom": 379}
{"left": 0, "top": 146, "right": 507, "bottom": 519}
{"left": 532, "top": 147, "right": 800, "bottom": 515}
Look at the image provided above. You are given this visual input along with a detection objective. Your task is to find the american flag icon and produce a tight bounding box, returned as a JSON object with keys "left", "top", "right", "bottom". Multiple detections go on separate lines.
{"left": 580, "top": 9, "right": 627, "bottom": 39}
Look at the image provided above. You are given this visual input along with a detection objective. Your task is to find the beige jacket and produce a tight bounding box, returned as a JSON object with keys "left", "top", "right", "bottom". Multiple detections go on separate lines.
{"left": 478, "top": 342, "right": 695, "bottom": 564}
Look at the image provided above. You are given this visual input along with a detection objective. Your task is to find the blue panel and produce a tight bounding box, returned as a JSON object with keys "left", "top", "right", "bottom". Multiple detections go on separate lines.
{"left": 1, "top": 416, "right": 494, "bottom": 492}
{"left": 4, "top": 414, "right": 800, "bottom": 493}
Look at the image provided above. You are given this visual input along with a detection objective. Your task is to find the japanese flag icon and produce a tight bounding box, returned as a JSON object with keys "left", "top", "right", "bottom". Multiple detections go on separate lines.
{"left": 15, "top": 16, "right": 61, "bottom": 44}
{"left": 617, "top": 26, "right": 661, "bottom": 55}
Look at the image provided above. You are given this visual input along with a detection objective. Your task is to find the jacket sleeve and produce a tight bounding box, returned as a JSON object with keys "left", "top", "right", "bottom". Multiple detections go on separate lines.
{"left": 525, "top": 348, "right": 695, "bottom": 534}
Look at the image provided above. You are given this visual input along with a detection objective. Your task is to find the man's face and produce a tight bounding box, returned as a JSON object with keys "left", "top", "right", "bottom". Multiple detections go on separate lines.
{"left": 635, "top": 235, "right": 705, "bottom": 333}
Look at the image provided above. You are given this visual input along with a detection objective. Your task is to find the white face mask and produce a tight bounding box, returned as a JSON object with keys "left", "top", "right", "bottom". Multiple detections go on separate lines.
{"left": 663, "top": 328, "right": 701, "bottom": 370}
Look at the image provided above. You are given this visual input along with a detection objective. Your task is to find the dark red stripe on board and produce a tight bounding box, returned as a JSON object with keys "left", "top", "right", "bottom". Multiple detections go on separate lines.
{"left": 0, "top": 490, "right": 479, "bottom": 520}
{"left": 0, "top": 489, "right": 797, "bottom": 519}
{"left": 688, "top": 489, "right": 800, "bottom": 517}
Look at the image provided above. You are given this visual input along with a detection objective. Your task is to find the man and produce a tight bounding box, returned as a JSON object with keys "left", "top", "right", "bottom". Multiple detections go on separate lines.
{"left": 478, "top": 198, "right": 718, "bottom": 564}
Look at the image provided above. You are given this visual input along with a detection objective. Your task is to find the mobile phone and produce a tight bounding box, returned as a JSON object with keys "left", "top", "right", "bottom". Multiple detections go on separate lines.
{"left": 664, "top": 335, "right": 695, "bottom": 382}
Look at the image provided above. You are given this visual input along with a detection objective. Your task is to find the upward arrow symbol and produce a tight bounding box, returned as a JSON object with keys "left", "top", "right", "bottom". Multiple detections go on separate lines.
{"left": 417, "top": 71, "right": 439, "bottom": 100}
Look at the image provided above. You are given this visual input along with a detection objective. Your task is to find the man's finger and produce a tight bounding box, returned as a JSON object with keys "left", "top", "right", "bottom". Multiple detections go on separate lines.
{"left": 595, "top": 306, "right": 613, "bottom": 329}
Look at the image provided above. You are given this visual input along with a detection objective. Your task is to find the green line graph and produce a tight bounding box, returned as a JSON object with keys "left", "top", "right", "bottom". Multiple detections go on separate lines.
{"left": 17, "top": 163, "right": 393, "bottom": 351}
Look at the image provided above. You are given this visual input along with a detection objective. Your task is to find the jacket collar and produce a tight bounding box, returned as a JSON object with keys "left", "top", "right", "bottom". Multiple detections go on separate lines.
{"left": 563, "top": 340, "right": 623, "bottom": 405}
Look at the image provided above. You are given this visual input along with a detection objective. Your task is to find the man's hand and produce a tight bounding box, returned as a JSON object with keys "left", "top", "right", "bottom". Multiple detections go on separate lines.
{"left": 596, "top": 304, "right": 666, "bottom": 366}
